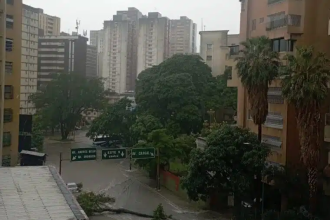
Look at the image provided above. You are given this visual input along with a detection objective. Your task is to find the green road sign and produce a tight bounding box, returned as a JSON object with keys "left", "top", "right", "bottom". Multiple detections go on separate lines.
{"left": 102, "top": 149, "right": 126, "bottom": 160}
{"left": 71, "top": 148, "right": 97, "bottom": 161}
{"left": 131, "top": 148, "right": 155, "bottom": 159}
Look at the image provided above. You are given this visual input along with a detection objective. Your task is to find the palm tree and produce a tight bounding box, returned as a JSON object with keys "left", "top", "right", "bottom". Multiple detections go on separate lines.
{"left": 236, "top": 36, "right": 280, "bottom": 218}
{"left": 281, "top": 46, "right": 330, "bottom": 212}
{"left": 236, "top": 36, "right": 280, "bottom": 140}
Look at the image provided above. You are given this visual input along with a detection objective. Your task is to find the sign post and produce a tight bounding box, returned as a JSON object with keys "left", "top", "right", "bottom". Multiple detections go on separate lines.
{"left": 102, "top": 149, "right": 126, "bottom": 160}
{"left": 131, "top": 148, "right": 155, "bottom": 159}
{"left": 71, "top": 148, "right": 97, "bottom": 162}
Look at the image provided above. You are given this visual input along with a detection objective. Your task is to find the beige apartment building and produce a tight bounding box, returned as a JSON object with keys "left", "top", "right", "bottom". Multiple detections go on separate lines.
{"left": 37, "top": 8, "right": 60, "bottom": 36}
{"left": 169, "top": 16, "right": 197, "bottom": 56}
{"left": 227, "top": 0, "right": 330, "bottom": 167}
{"left": 137, "top": 12, "right": 170, "bottom": 76}
{"left": 200, "top": 30, "right": 239, "bottom": 76}
{"left": 21, "top": 4, "right": 39, "bottom": 115}
{"left": 102, "top": 8, "right": 142, "bottom": 93}
{"left": 0, "top": 0, "right": 23, "bottom": 166}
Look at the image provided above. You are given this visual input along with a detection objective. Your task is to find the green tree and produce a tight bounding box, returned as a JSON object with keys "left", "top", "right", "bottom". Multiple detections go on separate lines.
{"left": 77, "top": 192, "right": 115, "bottom": 216}
{"left": 205, "top": 68, "right": 238, "bottom": 111}
{"left": 87, "top": 98, "right": 136, "bottom": 147}
{"left": 31, "top": 73, "right": 106, "bottom": 140}
{"left": 280, "top": 46, "right": 330, "bottom": 212}
{"left": 31, "top": 114, "right": 44, "bottom": 152}
{"left": 235, "top": 36, "right": 280, "bottom": 215}
{"left": 173, "top": 134, "right": 196, "bottom": 165}
{"left": 130, "top": 114, "right": 163, "bottom": 141}
{"left": 182, "top": 124, "right": 269, "bottom": 217}
{"left": 135, "top": 54, "right": 213, "bottom": 134}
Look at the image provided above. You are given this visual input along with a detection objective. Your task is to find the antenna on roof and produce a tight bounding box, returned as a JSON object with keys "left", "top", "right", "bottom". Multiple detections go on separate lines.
{"left": 201, "top": 18, "right": 203, "bottom": 32}
{"left": 75, "top": 19, "right": 80, "bottom": 34}
{"left": 83, "top": 30, "right": 87, "bottom": 37}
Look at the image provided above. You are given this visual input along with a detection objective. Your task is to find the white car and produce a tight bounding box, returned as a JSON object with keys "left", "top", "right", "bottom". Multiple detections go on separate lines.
{"left": 67, "top": 182, "right": 78, "bottom": 193}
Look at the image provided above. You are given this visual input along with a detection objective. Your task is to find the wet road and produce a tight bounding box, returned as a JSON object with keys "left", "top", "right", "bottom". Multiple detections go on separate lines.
{"left": 44, "top": 131, "right": 225, "bottom": 220}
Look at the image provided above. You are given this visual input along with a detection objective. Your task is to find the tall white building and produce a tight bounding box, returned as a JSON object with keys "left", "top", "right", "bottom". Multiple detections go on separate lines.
{"left": 102, "top": 8, "right": 142, "bottom": 93}
{"left": 169, "top": 16, "right": 197, "bottom": 56}
{"left": 37, "top": 8, "right": 60, "bottom": 36}
{"left": 21, "top": 5, "right": 39, "bottom": 115}
{"left": 137, "top": 12, "right": 170, "bottom": 76}
{"left": 90, "top": 30, "right": 104, "bottom": 77}
{"left": 102, "top": 17, "right": 129, "bottom": 93}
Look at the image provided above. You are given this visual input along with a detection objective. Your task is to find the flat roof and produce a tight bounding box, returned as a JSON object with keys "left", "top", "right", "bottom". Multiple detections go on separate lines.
{"left": 20, "top": 150, "right": 46, "bottom": 157}
{"left": 0, "top": 166, "right": 88, "bottom": 220}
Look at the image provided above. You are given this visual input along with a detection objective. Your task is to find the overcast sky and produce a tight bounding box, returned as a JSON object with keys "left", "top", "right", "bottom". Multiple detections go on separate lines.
{"left": 23, "top": 0, "right": 241, "bottom": 48}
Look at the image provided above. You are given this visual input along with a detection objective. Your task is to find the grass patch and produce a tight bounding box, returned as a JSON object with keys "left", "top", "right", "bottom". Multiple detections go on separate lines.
{"left": 170, "top": 161, "right": 188, "bottom": 176}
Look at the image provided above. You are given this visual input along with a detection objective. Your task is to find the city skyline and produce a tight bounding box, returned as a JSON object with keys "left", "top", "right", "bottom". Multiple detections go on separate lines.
{"left": 23, "top": 0, "right": 241, "bottom": 49}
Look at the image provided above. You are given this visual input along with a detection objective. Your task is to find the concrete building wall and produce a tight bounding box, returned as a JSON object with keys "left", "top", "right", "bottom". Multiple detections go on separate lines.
{"left": 86, "top": 45, "right": 97, "bottom": 77}
{"left": 37, "top": 9, "right": 60, "bottom": 36}
{"left": 200, "top": 30, "right": 239, "bottom": 77}
{"left": 169, "top": 16, "right": 196, "bottom": 56}
{"left": 137, "top": 13, "right": 170, "bottom": 76}
{"left": 89, "top": 30, "right": 99, "bottom": 46}
{"left": 21, "top": 4, "right": 39, "bottom": 115}
{"left": 1, "top": 0, "right": 23, "bottom": 166}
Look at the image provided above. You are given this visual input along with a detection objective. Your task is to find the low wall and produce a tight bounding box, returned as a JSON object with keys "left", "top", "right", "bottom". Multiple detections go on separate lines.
{"left": 160, "top": 170, "right": 208, "bottom": 208}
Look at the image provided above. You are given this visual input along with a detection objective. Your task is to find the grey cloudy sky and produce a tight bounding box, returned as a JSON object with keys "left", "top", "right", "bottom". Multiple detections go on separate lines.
{"left": 23, "top": 0, "right": 240, "bottom": 47}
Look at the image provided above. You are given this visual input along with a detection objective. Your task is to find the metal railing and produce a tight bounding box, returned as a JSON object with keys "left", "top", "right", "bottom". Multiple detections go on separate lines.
{"left": 266, "top": 14, "right": 301, "bottom": 31}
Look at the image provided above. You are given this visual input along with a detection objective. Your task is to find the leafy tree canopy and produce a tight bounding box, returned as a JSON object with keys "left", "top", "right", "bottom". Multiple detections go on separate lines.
{"left": 135, "top": 54, "right": 213, "bottom": 134}
{"left": 182, "top": 124, "right": 270, "bottom": 202}
{"left": 205, "top": 69, "right": 238, "bottom": 111}
{"left": 31, "top": 114, "right": 45, "bottom": 152}
{"left": 87, "top": 98, "right": 136, "bottom": 147}
{"left": 130, "top": 114, "right": 163, "bottom": 141}
{"left": 31, "top": 73, "right": 107, "bottom": 140}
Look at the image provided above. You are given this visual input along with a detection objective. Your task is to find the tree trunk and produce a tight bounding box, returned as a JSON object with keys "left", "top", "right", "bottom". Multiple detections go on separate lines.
{"left": 255, "top": 123, "right": 262, "bottom": 220}
{"left": 308, "top": 167, "right": 318, "bottom": 213}
{"left": 60, "top": 123, "right": 69, "bottom": 140}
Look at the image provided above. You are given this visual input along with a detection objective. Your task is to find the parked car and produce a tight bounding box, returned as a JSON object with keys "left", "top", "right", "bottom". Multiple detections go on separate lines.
{"left": 67, "top": 182, "right": 78, "bottom": 193}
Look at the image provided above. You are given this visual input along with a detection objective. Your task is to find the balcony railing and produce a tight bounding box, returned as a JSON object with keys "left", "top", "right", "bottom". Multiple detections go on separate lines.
{"left": 266, "top": 14, "right": 301, "bottom": 31}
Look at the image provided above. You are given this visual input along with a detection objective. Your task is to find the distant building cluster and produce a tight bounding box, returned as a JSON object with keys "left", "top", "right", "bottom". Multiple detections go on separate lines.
{"left": 91, "top": 8, "right": 198, "bottom": 94}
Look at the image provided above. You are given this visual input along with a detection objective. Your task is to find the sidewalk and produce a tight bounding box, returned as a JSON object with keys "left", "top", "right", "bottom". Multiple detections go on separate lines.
{"left": 124, "top": 165, "right": 231, "bottom": 220}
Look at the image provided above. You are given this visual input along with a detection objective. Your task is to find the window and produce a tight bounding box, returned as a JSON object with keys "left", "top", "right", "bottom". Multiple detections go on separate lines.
{"left": 260, "top": 17, "right": 264, "bottom": 23}
{"left": 4, "top": 109, "right": 13, "bottom": 123}
{"left": 241, "top": 0, "right": 245, "bottom": 11}
{"left": 3, "top": 132, "right": 11, "bottom": 147}
{"left": 267, "top": 87, "right": 284, "bottom": 104}
{"left": 207, "top": 44, "right": 212, "bottom": 50}
{"left": 6, "top": 15, "right": 13, "bottom": 29}
{"left": 225, "top": 66, "right": 232, "bottom": 79}
{"left": 206, "top": 55, "right": 212, "bottom": 61}
{"left": 268, "top": 0, "right": 283, "bottom": 4}
{"left": 2, "top": 155, "right": 11, "bottom": 167}
{"left": 272, "top": 38, "right": 289, "bottom": 52}
{"left": 5, "top": 38, "right": 13, "bottom": 51}
{"left": 4, "top": 85, "right": 13, "bottom": 99}
{"left": 5, "top": 62, "right": 13, "bottom": 75}
{"left": 251, "top": 19, "right": 256, "bottom": 30}
{"left": 262, "top": 135, "right": 282, "bottom": 148}
{"left": 6, "top": 0, "right": 13, "bottom": 5}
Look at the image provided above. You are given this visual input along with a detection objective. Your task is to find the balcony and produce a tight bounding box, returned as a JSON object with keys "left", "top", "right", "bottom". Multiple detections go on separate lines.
{"left": 226, "top": 45, "right": 240, "bottom": 60}
{"left": 266, "top": 14, "right": 302, "bottom": 31}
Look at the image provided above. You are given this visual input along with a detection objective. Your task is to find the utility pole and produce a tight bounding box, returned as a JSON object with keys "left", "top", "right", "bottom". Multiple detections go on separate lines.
{"left": 0, "top": 1, "right": 7, "bottom": 167}
{"left": 59, "top": 152, "right": 62, "bottom": 175}
{"left": 156, "top": 148, "right": 160, "bottom": 190}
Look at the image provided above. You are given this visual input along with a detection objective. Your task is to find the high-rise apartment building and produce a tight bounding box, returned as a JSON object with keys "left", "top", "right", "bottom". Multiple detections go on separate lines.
{"left": 37, "top": 8, "right": 60, "bottom": 36}
{"left": 21, "top": 4, "right": 39, "bottom": 115}
{"left": 228, "top": 0, "right": 330, "bottom": 167}
{"left": 38, "top": 35, "right": 88, "bottom": 89}
{"left": 200, "top": 31, "right": 239, "bottom": 76}
{"left": 86, "top": 45, "right": 97, "bottom": 77}
{"left": 102, "top": 8, "right": 142, "bottom": 93}
{"left": 169, "top": 16, "right": 197, "bottom": 56}
{"left": 90, "top": 30, "right": 104, "bottom": 77}
{"left": 137, "top": 12, "right": 170, "bottom": 76}
{"left": 0, "top": 0, "right": 23, "bottom": 166}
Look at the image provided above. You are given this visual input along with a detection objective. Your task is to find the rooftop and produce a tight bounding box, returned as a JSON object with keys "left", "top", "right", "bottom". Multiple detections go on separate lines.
{"left": 0, "top": 166, "right": 88, "bottom": 220}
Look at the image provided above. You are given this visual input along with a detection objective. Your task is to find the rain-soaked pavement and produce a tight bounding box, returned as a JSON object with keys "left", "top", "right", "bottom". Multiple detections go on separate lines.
{"left": 44, "top": 131, "right": 227, "bottom": 220}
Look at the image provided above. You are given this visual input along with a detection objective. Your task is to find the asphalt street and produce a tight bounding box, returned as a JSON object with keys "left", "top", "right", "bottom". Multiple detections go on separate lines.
{"left": 44, "top": 131, "right": 225, "bottom": 220}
